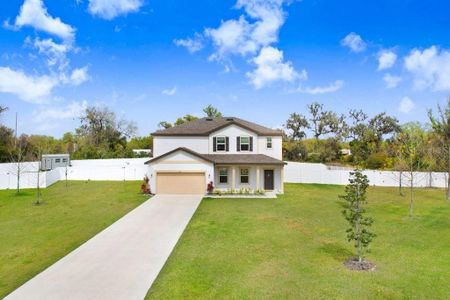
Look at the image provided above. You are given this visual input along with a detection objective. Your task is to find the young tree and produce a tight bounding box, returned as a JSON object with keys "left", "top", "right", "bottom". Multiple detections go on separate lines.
{"left": 428, "top": 99, "right": 450, "bottom": 200}
{"left": 340, "top": 170, "right": 375, "bottom": 263}
{"left": 9, "top": 135, "right": 29, "bottom": 194}
{"left": 396, "top": 123, "right": 427, "bottom": 217}
{"left": 203, "top": 104, "right": 222, "bottom": 118}
{"left": 285, "top": 113, "right": 309, "bottom": 140}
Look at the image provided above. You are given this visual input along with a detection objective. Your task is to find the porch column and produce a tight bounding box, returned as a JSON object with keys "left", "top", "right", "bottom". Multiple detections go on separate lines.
{"left": 256, "top": 166, "right": 260, "bottom": 190}
{"left": 231, "top": 167, "right": 236, "bottom": 190}
{"left": 281, "top": 167, "right": 284, "bottom": 193}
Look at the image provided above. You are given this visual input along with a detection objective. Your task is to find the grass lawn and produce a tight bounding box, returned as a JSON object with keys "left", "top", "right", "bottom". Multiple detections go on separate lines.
{"left": 147, "top": 183, "right": 450, "bottom": 299}
{"left": 0, "top": 181, "right": 148, "bottom": 298}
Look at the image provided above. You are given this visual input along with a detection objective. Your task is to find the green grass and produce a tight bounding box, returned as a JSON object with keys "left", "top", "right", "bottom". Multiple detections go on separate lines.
{"left": 147, "top": 184, "right": 450, "bottom": 299}
{"left": 0, "top": 181, "right": 148, "bottom": 298}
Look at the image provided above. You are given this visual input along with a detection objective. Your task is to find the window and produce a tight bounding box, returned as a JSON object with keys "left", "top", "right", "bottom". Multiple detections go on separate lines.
{"left": 216, "top": 137, "right": 226, "bottom": 151}
{"left": 240, "top": 136, "right": 250, "bottom": 151}
{"left": 266, "top": 137, "right": 272, "bottom": 149}
{"left": 219, "top": 168, "right": 228, "bottom": 183}
{"left": 240, "top": 168, "right": 249, "bottom": 184}
{"left": 55, "top": 158, "right": 61, "bottom": 163}
{"left": 62, "top": 158, "right": 67, "bottom": 163}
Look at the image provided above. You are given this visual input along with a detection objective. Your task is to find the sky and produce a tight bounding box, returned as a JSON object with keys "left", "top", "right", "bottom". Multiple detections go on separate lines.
{"left": 0, "top": 0, "right": 449, "bottom": 137}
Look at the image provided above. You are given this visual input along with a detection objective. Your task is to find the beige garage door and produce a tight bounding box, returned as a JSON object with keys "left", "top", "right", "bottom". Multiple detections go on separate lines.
{"left": 156, "top": 172, "right": 206, "bottom": 194}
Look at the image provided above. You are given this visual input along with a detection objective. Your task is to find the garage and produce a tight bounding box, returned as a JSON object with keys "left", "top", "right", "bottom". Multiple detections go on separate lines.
{"left": 156, "top": 172, "right": 206, "bottom": 194}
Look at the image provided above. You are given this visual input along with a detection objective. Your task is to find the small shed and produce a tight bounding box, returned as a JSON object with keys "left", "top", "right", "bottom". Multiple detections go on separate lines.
{"left": 41, "top": 154, "right": 70, "bottom": 171}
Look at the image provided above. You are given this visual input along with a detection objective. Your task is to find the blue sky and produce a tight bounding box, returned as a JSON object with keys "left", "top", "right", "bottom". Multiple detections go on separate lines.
{"left": 0, "top": 0, "right": 449, "bottom": 137}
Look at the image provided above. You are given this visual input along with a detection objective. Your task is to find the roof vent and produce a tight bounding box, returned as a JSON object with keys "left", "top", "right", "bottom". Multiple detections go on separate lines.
{"left": 206, "top": 118, "right": 213, "bottom": 121}
{"left": 226, "top": 117, "right": 234, "bottom": 121}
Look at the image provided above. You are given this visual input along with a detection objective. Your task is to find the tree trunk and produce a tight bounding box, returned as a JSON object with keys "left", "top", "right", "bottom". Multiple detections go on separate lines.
{"left": 409, "top": 171, "right": 414, "bottom": 218}
{"left": 16, "top": 163, "right": 20, "bottom": 194}
{"left": 447, "top": 172, "right": 450, "bottom": 201}
{"left": 399, "top": 171, "right": 403, "bottom": 196}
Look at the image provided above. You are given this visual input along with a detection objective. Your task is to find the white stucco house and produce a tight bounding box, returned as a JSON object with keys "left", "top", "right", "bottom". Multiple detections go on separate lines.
{"left": 145, "top": 117, "right": 286, "bottom": 195}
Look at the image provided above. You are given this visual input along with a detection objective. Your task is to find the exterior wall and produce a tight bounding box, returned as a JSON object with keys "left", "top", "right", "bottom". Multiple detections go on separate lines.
{"left": 208, "top": 124, "right": 258, "bottom": 154}
{"left": 257, "top": 136, "right": 282, "bottom": 159}
{"left": 153, "top": 136, "right": 209, "bottom": 156}
{"left": 214, "top": 165, "right": 283, "bottom": 194}
{"left": 147, "top": 150, "right": 214, "bottom": 194}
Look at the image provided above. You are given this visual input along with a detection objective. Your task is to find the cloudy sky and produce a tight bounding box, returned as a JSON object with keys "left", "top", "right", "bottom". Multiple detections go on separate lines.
{"left": 0, "top": 0, "right": 449, "bottom": 137}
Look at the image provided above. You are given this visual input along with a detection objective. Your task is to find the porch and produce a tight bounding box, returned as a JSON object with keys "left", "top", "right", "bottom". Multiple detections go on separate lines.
{"left": 213, "top": 165, "right": 284, "bottom": 194}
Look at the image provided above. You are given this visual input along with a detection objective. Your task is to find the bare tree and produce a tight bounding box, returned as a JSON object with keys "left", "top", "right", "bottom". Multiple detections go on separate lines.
{"left": 396, "top": 123, "right": 427, "bottom": 218}
{"left": 9, "top": 136, "right": 29, "bottom": 194}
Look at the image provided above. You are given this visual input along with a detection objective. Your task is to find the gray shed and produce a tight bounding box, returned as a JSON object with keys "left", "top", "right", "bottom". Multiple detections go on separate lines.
{"left": 41, "top": 154, "right": 70, "bottom": 171}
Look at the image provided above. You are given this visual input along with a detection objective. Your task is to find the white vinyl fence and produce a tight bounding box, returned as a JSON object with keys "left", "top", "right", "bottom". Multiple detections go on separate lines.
{"left": 284, "top": 162, "right": 448, "bottom": 188}
{"left": 0, "top": 159, "right": 447, "bottom": 190}
{"left": 0, "top": 158, "right": 150, "bottom": 190}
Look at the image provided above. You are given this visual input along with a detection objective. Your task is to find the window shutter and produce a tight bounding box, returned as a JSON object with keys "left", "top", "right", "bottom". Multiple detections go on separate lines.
{"left": 213, "top": 137, "right": 217, "bottom": 152}
{"left": 226, "top": 137, "right": 229, "bottom": 152}
{"left": 236, "top": 136, "right": 240, "bottom": 152}
{"left": 250, "top": 137, "right": 253, "bottom": 151}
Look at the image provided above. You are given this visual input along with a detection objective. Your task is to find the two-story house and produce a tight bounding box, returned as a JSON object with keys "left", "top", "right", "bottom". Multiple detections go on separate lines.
{"left": 145, "top": 117, "right": 285, "bottom": 194}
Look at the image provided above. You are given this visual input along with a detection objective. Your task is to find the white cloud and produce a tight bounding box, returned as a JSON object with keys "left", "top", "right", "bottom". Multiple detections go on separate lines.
{"left": 383, "top": 73, "right": 402, "bottom": 88}
{"left": 341, "top": 32, "right": 366, "bottom": 53}
{"left": 162, "top": 86, "right": 177, "bottom": 96}
{"left": 88, "top": 0, "right": 144, "bottom": 20}
{"left": 296, "top": 80, "right": 344, "bottom": 95}
{"left": 399, "top": 96, "right": 415, "bottom": 114}
{"left": 10, "top": 0, "right": 75, "bottom": 41}
{"left": 31, "top": 37, "right": 71, "bottom": 70}
{"left": 174, "top": 34, "right": 204, "bottom": 53}
{"left": 0, "top": 67, "right": 57, "bottom": 103}
{"left": 377, "top": 50, "right": 397, "bottom": 70}
{"left": 247, "top": 46, "right": 304, "bottom": 89}
{"left": 68, "top": 66, "right": 90, "bottom": 86}
{"left": 204, "top": 0, "right": 287, "bottom": 60}
{"left": 404, "top": 46, "right": 450, "bottom": 91}
{"left": 33, "top": 100, "right": 88, "bottom": 122}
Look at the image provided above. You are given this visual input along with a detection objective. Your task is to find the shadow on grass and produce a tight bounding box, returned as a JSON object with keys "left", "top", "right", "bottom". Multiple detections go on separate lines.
{"left": 319, "top": 242, "right": 353, "bottom": 262}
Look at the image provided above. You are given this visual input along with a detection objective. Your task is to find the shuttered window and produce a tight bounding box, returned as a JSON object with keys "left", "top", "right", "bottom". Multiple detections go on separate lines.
{"left": 216, "top": 137, "right": 226, "bottom": 151}
{"left": 238, "top": 136, "right": 253, "bottom": 151}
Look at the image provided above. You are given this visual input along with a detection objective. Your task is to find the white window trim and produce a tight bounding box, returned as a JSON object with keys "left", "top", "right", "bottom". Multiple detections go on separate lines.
{"left": 239, "top": 136, "right": 251, "bottom": 152}
{"left": 266, "top": 137, "right": 273, "bottom": 149}
{"left": 240, "top": 167, "right": 250, "bottom": 184}
{"left": 219, "top": 167, "right": 228, "bottom": 183}
{"left": 215, "top": 136, "right": 227, "bottom": 152}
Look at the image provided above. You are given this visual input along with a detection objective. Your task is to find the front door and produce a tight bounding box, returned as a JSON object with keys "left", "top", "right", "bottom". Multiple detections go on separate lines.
{"left": 264, "top": 170, "right": 274, "bottom": 190}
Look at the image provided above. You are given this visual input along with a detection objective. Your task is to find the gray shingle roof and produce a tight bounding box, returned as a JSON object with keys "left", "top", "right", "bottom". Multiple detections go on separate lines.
{"left": 145, "top": 147, "right": 286, "bottom": 165}
{"left": 152, "top": 117, "right": 283, "bottom": 136}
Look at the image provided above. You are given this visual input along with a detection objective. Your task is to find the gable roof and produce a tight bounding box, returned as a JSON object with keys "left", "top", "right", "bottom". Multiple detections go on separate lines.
{"left": 152, "top": 117, "right": 283, "bottom": 136}
{"left": 145, "top": 147, "right": 286, "bottom": 165}
{"left": 144, "top": 147, "right": 215, "bottom": 165}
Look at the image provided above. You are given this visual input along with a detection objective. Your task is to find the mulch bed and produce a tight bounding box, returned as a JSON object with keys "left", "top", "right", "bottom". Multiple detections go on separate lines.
{"left": 344, "top": 258, "right": 376, "bottom": 271}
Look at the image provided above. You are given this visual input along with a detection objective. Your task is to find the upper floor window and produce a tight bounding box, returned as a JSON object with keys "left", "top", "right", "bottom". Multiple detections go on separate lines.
{"left": 266, "top": 137, "right": 272, "bottom": 149}
{"left": 55, "top": 158, "right": 61, "bottom": 163}
{"left": 214, "top": 136, "right": 228, "bottom": 152}
{"left": 237, "top": 136, "right": 252, "bottom": 152}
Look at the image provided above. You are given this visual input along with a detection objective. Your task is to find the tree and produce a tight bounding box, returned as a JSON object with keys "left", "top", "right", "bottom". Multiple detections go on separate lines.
{"left": 395, "top": 123, "right": 428, "bottom": 217}
{"left": 9, "top": 134, "right": 30, "bottom": 194}
{"left": 75, "top": 106, "right": 137, "bottom": 158}
{"left": 307, "top": 102, "right": 344, "bottom": 140}
{"left": 158, "top": 121, "right": 172, "bottom": 129}
{"left": 428, "top": 99, "right": 450, "bottom": 200}
{"left": 203, "top": 105, "right": 222, "bottom": 118}
{"left": 368, "top": 112, "right": 401, "bottom": 149}
{"left": 175, "top": 114, "right": 198, "bottom": 126}
{"left": 340, "top": 170, "right": 375, "bottom": 263}
{"left": 285, "top": 113, "right": 309, "bottom": 140}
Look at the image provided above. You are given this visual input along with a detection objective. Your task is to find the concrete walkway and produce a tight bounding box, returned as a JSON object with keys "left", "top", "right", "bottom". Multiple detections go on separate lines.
{"left": 6, "top": 194, "right": 203, "bottom": 300}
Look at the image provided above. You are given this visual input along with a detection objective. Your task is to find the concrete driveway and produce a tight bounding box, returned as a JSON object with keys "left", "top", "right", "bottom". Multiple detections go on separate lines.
{"left": 6, "top": 194, "right": 203, "bottom": 300}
